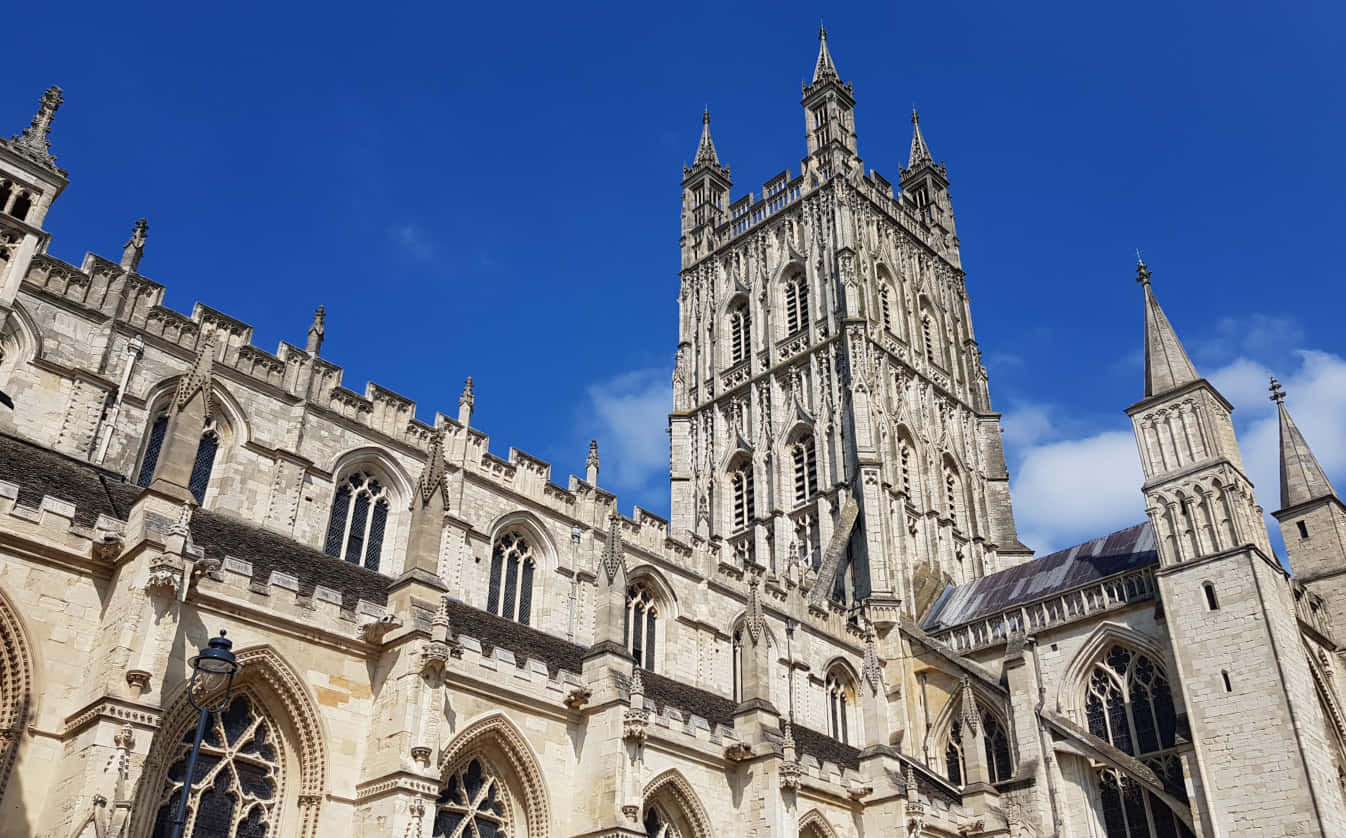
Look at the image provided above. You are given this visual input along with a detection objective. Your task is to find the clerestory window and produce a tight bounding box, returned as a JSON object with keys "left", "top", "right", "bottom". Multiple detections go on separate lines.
{"left": 136, "top": 414, "right": 221, "bottom": 505}
{"left": 944, "top": 706, "right": 1013, "bottom": 785}
{"left": 487, "top": 531, "right": 535, "bottom": 625}
{"left": 324, "top": 471, "right": 390, "bottom": 571}
{"left": 625, "top": 581, "right": 658, "bottom": 670}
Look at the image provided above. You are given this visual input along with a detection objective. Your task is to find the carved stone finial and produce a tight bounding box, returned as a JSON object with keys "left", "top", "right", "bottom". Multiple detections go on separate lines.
{"left": 1269, "top": 376, "right": 1286, "bottom": 404}
{"left": 629, "top": 666, "right": 645, "bottom": 698}
{"left": 416, "top": 426, "right": 448, "bottom": 505}
{"left": 959, "top": 676, "right": 978, "bottom": 735}
{"left": 9, "top": 85, "right": 63, "bottom": 169}
{"left": 172, "top": 333, "right": 216, "bottom": 417}
{"left": 861, "top": 627, "right": 883, "bottom": 693}
{"left": 599, "top": 513, "right": 625, "bottom": 584}
{"left": 744, "top": 574, "right": 765, "bottom": 645}
{"left": 306, "top": 305, "right": 326, "bottom": 355}
{"left": 1135, "top": 256, "right": 1152, "bottom": 286}
{"left": 459, "top": 377, "right": 474, "bottom": 409}
{"left": 585, "top": 439, "right": 600, "bottom": 480}
{"left": 120, "top": 218, "right": 148, "bottom": 272}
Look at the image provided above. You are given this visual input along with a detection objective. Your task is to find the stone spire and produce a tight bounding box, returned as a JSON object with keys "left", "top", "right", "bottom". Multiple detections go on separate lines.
{"left": 120, "top": 219, "right": 148, "bottom": 272}
{"left": 693, "top": 109, "right": 721, "bottom": 169}
{"left": 585, "top": 439, "right": 600, "bottom": 484}
{"left": 7, "top": 86, "right": 63, "bottom": 170}
{"left": 306, "top": 305, "right": 325, "bottom": 356}
{"left": 1273, "top": 378, "right": 1337, "bottom": 509}
{"left": 812, "top": 25, "right": 841, "bottom": 84}
{"left": 908, "top": 108, "right": 934, "bottom": 168}
{"left": 1137, "top": 258, "right": 1199, "bottom": 398}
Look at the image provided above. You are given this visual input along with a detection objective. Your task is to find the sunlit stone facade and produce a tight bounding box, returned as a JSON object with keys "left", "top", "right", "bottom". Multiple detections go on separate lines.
{"left": 1, "top": 30, "right": 1345, "bottom": 838}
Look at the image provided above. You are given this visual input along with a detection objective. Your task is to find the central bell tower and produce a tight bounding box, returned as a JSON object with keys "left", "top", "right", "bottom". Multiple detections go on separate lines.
{"left": 667, "top": 30, "right": 1029, "bottom": 624}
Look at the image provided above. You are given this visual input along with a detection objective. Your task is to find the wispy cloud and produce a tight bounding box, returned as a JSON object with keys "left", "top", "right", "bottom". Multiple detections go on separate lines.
{"left": 586, "top": 368, "right": 672, "bottom": 509}
{"left": 1192, "top": 314, "right": 1303, "bottom": 365}
{"left": 391, "top": 223, "right": 439, "bottom": 262}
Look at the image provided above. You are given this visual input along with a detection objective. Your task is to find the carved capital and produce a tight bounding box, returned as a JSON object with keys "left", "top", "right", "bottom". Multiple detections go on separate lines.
{"left": 125, "top": 669, "right": 151, "bottom": 697}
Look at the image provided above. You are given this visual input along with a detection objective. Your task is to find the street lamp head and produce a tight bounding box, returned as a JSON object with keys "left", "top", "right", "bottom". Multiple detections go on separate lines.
{"left": 191, "top": 629, "right": 239, "bottom": 676}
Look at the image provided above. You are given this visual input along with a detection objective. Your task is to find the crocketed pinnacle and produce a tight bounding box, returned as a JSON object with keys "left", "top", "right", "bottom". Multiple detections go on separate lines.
{"left": 812, "top": 25, "right": 840, "bottom": 84}
{"left": 1137, "top": 259, "right": 1200, "bottom": 398}
{"left": 692, "top": 108, "right": 720, "bottom": 168}
{"left": 7, "top": 85, "right": 63, "bottom": 170}
{"left": 908, "top": 108, "right": 934, "bottom": 168}
{"left": 1273, "top": 378, "right": 1338, "bottom": 509}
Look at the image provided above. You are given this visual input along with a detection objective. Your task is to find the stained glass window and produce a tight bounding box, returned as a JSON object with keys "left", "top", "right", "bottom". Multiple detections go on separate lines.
{"left": 137, "top": 415, "right": 169, "bottom": 487}
{"left": 433, "top": 758, "right": 510, "bottom": 838}
{"left": 323, "top": 471, "right": 390, "bottom": 571}
{"left": 487, "top": 532, "right": 534, "bottom": 625}
{"left": 151, "top": 694, "right": 279, "bottom": 838}
{"left": 1086, "top": 645, "right": 1193, "bottom": 838}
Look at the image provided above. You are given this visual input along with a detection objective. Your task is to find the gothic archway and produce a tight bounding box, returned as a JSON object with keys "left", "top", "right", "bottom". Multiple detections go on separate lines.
{"left": 642, "top": 769, "right": 712, "bottom": 838}
{"left": 131, "top": 646, "right": 329, "bottom": 838}
{"left": 798, "top": 808, "right": 839, "bottom": 838}
{"left": 437, "top": 713, "right": 551, "bottom": 838}
{"left": 0, "top": 586, "right": 34, "bottom": 803}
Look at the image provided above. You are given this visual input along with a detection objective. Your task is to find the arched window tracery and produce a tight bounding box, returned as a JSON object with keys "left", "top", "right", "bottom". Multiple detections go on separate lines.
{"left": 137, "top": 414, "right": 223, "bottom": 505}
{"left": 643, "top": 803, "right": 683, "bottom": 838}
{"left": 487, "top": 531, "right": 536, "bottom": 625}
{"left": 1085, "top": 645, "right": 1193, "bottom": 838}
{"left": 150, "top": 694, "right": 281, "bottom": 838}
{"left": 790, "top": 434, "right": 818, "bottom": 505}
{"left": 626, "top": 581, "right": 658, "bottom": 671}
{"left": 433, "top": 757, "right": 512, "bottom": 838}
{"left": 826, "top": 669, "right": 854, "bottom": 745}
{"left": 942, "top": 706, "right": 1013, "bottom": 785}
{"left": 323, "top": 470, "right": 391, "bottom": 572}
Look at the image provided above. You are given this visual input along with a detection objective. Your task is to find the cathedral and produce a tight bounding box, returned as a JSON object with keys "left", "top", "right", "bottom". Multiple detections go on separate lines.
{"left": 1, "top": 28, "right": 1344, "bottom": 838}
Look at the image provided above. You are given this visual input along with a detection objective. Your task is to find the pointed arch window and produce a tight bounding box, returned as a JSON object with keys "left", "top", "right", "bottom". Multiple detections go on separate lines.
{"left": 943, "top": 707, "right": 1013, "bottom": 785}
{"left": 728, "top": 302, "right": 751, "bottom": 366}
{"left": 899, "top": 437, "right": 915, "bottom": 499}
{"left": 8, "top": 192, "right": 31, "bottom": 223}
{"left": 151, "top": 694, "right": 280, "bottom": 838}
{"left": 324, "top": 471, "right": 390, "bottom": 571}
{"left": 784, "top": 272, "right": 809, "bottom": 335}
{"left": 626, "top": 581, "right": 658, "bottom": 671}
{"left": 731, "top": 628, "right": 744, "bottom": 703}
{"left": 486, "top": 531, "right": 535, "bottom": 625}
{"left": 826, "top": 670, "right": 854, "bottom": 744}
{"left": 791, "top": 434, "right": 818, "bottom": 505}
{"left": 433, "top": 758, "right": 513, "bottom": 838}
{"left": 1086, "top": 645, "right": 1192, "bottom": 838}
{"left": 731, "top": 464, "right": 754, "bottom": 531}
{"left": 879, "top": 285, "right": 894, "bottom": 332}
{"left": 136, "top": 414, "right": 221, "bottom": 505}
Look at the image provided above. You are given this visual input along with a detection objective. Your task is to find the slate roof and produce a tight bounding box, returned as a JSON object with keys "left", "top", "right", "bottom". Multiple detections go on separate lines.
{"left": 922, "top": 522, "right": 1158, "bottom": 631}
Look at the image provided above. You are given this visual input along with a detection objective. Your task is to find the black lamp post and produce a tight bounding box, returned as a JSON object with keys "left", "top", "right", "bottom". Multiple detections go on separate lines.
{"left": 169, "top": 629, "right": 240, "bottom": 838}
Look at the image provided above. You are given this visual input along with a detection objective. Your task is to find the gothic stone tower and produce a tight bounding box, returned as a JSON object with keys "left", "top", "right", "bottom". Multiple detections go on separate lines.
{"left": 668, "top": 29, "right": 1030, "bottom": 626}
{"left": 1127, "top": 261, "right": 1346, "bottom": 835}
{"left": 0, "top": 87, "right": 67, "bottom": 321}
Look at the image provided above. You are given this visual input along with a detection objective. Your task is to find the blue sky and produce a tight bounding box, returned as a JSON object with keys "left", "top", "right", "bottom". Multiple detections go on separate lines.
{"left": 8, "top": 1, "right": 1345, "bottom": 557}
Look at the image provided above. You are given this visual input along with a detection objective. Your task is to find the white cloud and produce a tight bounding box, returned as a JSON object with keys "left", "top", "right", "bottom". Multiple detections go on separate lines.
{"left": 1005, "top": 349, "right": 1346, "bottom": 561}
{"left": 1207, "top": 350, "right": 1346, "bottom": 551}
{"left": 1001, "top": 402, "right": 1055, "bottom": 449}
{"left": 1009, "top": 429, "right": 1145, "bottom": 555}
{"left": 1194, "top": 314, "right": 1304, "bottom": 363}
{"left": 586, "top": 368, "right": 672, "bottom": 503}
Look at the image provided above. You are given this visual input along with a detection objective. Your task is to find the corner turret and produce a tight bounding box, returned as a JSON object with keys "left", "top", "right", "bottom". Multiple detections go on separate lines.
{"left": 899, "top": 109, "right": 955, "bottom": 236}
{"left": 680, "top": 109, "right": 732, "bottom": 269}
{"left": 801, "top": 27, "right": 859, "bottom": 178}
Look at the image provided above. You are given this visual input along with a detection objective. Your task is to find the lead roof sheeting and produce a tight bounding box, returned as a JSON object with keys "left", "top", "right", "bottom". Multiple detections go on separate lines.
{"left": 922, "top": 522, "right": 1158, "bottom": 631}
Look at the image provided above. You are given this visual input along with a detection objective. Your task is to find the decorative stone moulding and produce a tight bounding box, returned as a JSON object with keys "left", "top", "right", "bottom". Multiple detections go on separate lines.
{"left": 622, "top": 707, "right": 649, "bottom": 743}
{"left": 779, "top": 760, "right": 802, "bottom": 790}
{"left": 410, "top": 745, "right": 432, "bottom": 765}
{"left": 125, "top": 669, "right": 151, "bottom": 697}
